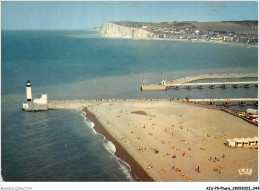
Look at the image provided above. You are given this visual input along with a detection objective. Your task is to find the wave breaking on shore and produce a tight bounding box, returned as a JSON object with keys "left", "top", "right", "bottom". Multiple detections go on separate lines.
{"left": 81, "top": 111, "right": 135, "bottom": 181}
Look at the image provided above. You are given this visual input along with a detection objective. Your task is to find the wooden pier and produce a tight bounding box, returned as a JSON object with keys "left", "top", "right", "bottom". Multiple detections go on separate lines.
{"left": 141, "top": 73, "right": 258, "bottom": 91}
{"left": 166, "top": 73, "right": 258, "bottom": 84}
{"left": 166, "top": 81, "right": 258, "bottom": 89}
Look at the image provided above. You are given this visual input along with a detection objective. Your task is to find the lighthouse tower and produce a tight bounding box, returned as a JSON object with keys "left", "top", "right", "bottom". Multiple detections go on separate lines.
{"left": 26, "top": 80, "right": 32, "bottom": 102}
{"left": 23, "top": 80, "right": 48, "bottom": 111}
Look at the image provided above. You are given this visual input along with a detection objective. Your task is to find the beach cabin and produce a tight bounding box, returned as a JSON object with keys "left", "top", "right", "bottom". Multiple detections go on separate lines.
{"left": 253, "top": 137, "right": 258, "bottom": 145}
{"left": 247, "top": 109, "right": 258, "bottom": 114}
{"left": 233, "top": 138, "right": 243, "bottom": 148}
{"left": 240, "top": 138, "right": 249, "bottom": 147}
{"left": 225, "top": 139, "right": 236, "bottom": 147}
{"left": 246, "top": 137, "right": 256, "bottom": 146}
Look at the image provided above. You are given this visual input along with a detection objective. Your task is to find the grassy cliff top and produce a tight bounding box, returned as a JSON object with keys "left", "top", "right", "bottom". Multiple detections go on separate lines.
{"left": 110, "top": 21, "right": 258, "bottom": 34}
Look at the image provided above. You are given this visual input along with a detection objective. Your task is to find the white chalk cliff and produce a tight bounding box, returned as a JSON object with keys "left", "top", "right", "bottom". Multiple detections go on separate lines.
{"left": 101, "top": 22, "right": 157, "bottom": 39}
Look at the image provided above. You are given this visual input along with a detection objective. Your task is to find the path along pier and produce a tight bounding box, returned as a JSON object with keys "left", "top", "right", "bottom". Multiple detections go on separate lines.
{"left": 141, "top": 73, "right": 258, "bottom": 91}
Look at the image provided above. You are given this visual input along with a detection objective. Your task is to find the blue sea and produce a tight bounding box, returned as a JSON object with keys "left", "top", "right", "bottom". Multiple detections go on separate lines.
{"left": 1, "top": 30, "right": 258, "bottom": 181}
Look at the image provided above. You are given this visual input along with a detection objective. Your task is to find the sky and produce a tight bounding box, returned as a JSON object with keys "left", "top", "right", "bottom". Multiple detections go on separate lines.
{"left": 1, "top": 1, "right": 258, "bottom": 30}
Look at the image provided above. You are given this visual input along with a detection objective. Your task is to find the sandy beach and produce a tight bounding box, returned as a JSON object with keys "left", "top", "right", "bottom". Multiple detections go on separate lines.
{"left": 84, "top": 100, "right": 258, "bottom": 182}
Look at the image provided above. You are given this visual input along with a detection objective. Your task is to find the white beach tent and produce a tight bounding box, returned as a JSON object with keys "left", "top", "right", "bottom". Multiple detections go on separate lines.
{"left": 253, "top": 136, "right": 258, "bottom": 145}
{"left": 246, "top": 137, "right": 256, "bottom": 146}
{"left": 226, "top": 139, "right": 236, "bottom": 147}
{"left": 233, "top": 138, "right": 243, "bottom": 148}
{"left": 240, "top": 138, "right": 249, "bottom": 147}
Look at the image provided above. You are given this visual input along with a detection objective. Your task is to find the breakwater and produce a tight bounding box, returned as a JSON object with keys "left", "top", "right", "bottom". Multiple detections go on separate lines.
{"left": 47, "top": 99, "right": 97, "bottom": 110}
{"left": 47, "top": 98, "right": 169, "bottom": 110}
{"left": 47, "top": 97, "right": 257, "bottom": 110}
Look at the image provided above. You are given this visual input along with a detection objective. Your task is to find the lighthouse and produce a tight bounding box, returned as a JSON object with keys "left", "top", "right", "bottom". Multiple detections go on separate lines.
{"left": 26, "top": 80, "right": 32, "bottom": 101}
{"left": 22, "top": 80, "right": 48, "bottom": 111}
